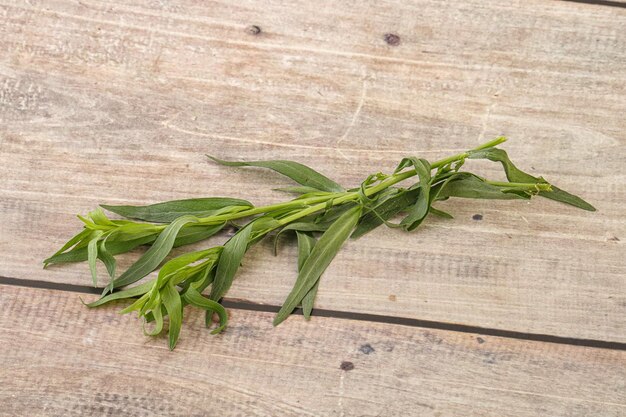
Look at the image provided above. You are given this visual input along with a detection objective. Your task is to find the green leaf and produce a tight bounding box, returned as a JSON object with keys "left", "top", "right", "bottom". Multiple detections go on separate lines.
{"left": 246, "top": 216, "right": 281, "bottom": 247}
{"left": 273, "top": 221, "right": 333, "bottom": 255}
{"left": 119, "top": 292, "right": 151, "bottom": 315}
{"left": 208, "top": 155, "right": 344, "bottom": 193}
{"left": 352, "top": 188, "right": 420, "bottom": 239}
{"left": 140, "top": 263, "right": 217, "bottom": 325}
{"left": 315, "top": 203, "right": 357, "bottom": 225}
{"left": 296, "top": 232, "right": 319, "bottom": 320}
{"left": 48, "top": 223, "right": 223, "bottom": 266}
{"left": 98, "top": 239, "right": 117, "bottom": 278}
{"left": 183, "top": 286, "right": 228, "bottom": 334}
{"left": 44, "top": 228, "right": 92, "bottom": 267}
{"left": 44, "top": 235, "right": 156, "bottom": 265}
{"left": 301, "top": 282, "right": 319, "bottom": 320}
{"left": 469, "top": 148, "right": 595, "bottom": 211}
{"left": 86, "top": 279, "right": 156, "bottom": 308}
{"left": 140, "top": 249, "right": 217, "bottom": 316}
{"left": 208, "top": 222, "right": 253, "bottom": 303}
{"left": 143, "top": 298, "right": 164, "bottom": 337}
{"left": 104, "top": 215, "right": 199, "bottom": 293}
{"left": 155, "top": 248, "right": 218, "bottom": 290}
{"left": 173, "top": 223, "right": 226, "bottom": 247}
{"left": 545, "top": 186, "right": 596, "bottom": 210}
{"left": 429, "top": 207, "right": 454, "bottom": 219}
{"left": 396, "top": 158, "right": 432, "bottom": 231}
{"left": 192, "top": 266, "right": 217, "bottom": 294}
{"left": 274, "top": 204, "right": 362, "bottom": 326}
{"left": 101, "top": 197, "right": 253, "bottom": 223}
{"left": 106, "top": 223, "right": 162, "bottom": 242}
{"left": 176, "top": 256, "right": 220, "bottom": 294}
{"left": 162, "top": 283, "right": 183, "bottom": 350}
{"left": 87, "top": 231, "right": 103, "bottom": 287}
{"left": 89, "top": 208, "right": 115, "bottom": 227}
{"left": 437, "top": 174, "right": 527, "bottom": 200}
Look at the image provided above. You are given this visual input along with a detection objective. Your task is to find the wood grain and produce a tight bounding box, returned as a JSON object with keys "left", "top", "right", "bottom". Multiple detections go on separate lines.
{"left": 0, "top": 285, "right": 624, "bottom": 417}
{"left": 1, "top": 0, "right": 625, "bottom": 342}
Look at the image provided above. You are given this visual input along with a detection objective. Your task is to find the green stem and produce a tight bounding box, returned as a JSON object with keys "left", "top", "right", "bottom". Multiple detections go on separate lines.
{"left": 179, "top": 137, "right": 511, "bottom": 230}
{"left": 196, "top": 193, "right": 341, "bottom": 225}
{"left": 486, "top": 181, "right": 551, "bottom": 191}
{"left": 358, "top": 136, "right": 509, "bottom": 198}
{"left": 277, "top": 138, "right": 509, "bottom": 226}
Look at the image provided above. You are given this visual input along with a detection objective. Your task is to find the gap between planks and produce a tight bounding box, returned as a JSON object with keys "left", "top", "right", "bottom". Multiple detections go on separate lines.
{"left": 1, "top": 275, "right": 624, "bottom": 352}
{"left": 560, "top": 0, "right": 626, "bottom": 9}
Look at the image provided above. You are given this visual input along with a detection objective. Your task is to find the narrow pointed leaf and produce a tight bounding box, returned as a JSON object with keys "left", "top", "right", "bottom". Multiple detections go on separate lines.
{"left": 437, "top": 175, "right": 526, "bottom": 200}
{"left": 195, "top": 269, "right": 216, "bottom": 292}
{"left": 154, "top": 248, "right": 217, "bottom": 291}
{"left": 180, "top": 255, "right": 220, "bottom": 293}
{"left": 120, "top": 292, "right": 150, "bottom": 315}
{"left": 162, "top": 283, "right": 183, "bottom": 350}
{"left": 302, "top": 281, "right": 320, "bottom": 320}
{"left": 429, "top": 207, "right": 454, "bottom": 219}
{"left": 274, "top": 205, "right": 361, "bottom": 325}
{"left": 352, "top": 188, "right": 420, "bottom": 239}
{"left": 143, "top": 302, "right": 164, "bottom": 337}
{"left": 469, "top": 148, "right": 595, "bottom": 211}
{"left": 101, "top": 197, "right": 253, "bottom": 223}
{"left": 245, "top": 216, "right": 281, "bottom": 248}
{"left": 44, "top": 235, "right": 156, "bottom": 265}
{"left": 273, "top": 221, "right": 333, "bottom": 254}
{"left": 87, "top": 231, "right": 103, "bottom": 287}
{"left": 173, "top": 223, "right": 225, "bottom": 247}
{"left": 86, "top": 279, "right": 156, "bottom": 308}
{"left": 89, "top": 208, "right": 115, "bottom": 226}
{"left": 98, "top": 240, "right": 117, "bottom": 278}
{"left": 297, "top": 231, "right": 319, "bottom": 319}
{"left": 183, "top": 286, "right": 228, "bottom": 334}
{"left": 104, "top": 215, "right": 199, "bottom": 292}
{"left": 208, "top": 223, "right": 253, "bottom": 302}
{"left": 208, "top": 155, "right": 344, "bottom": 193}
{"left": 397, "top": 158, "right": 432, "bottom": 231}
{"left": 315, "top": 203, "right": 357, "bottom": 224}
{"left": 44, "top": 228, "right": 92, "bottom": 266}
{"left": 296, "top": 232, "right": 316, "bottom": 270}
{"left": 67, "top": 223, "right": 224, "bottom": 263}
{"left": 541, "top": 185, "right": 596, "bottom": 211}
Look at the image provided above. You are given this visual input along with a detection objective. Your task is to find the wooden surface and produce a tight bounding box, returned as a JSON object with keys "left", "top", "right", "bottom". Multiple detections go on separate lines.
{"left": 1, "top": 0, "right": 625, "bottom": 415}
{"left": 2, "top": 285, "right": 625, "bottom": 417}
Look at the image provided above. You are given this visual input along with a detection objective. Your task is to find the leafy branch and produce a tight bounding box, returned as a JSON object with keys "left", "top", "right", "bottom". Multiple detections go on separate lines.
{"left": 44, "top": 137, "right": 595, "bottom": 349}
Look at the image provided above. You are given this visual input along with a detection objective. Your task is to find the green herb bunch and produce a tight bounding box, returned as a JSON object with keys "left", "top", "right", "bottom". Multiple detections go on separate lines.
{"left": 44, "top": 137, "right": 595, "bottom": 349}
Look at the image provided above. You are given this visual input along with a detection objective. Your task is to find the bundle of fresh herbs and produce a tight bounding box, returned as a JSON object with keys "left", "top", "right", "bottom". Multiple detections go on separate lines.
{"left": 44, "top": 137, "right": 594, "bottom": 349}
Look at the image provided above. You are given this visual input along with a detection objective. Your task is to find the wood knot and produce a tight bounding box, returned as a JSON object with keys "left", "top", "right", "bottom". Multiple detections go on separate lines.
{"left": 246, "top": 25, "right": 262, "bottom": 35}
{"left": 340, "top": 361, "right": 355, "bottom": 371}
{"left": 359, "top": 344, "right": 375, "bottom": 354}
{"left": 383, "top": 33, "right": 400, "bottom": 46}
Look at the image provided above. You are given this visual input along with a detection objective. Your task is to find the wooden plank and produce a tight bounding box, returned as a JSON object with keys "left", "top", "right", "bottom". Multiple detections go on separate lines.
{"left": 1, "top": 0, "right": 625, "bottom": 342}
{"left": 0, "top": 285, "right": 624, "bottom": 417}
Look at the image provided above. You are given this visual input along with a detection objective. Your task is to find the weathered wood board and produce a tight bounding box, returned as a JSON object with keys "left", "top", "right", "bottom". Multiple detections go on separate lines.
{"left": 0, "top": 285, "right": 624, "bottom": 417}
{"left": 1, "top": 0, "right": 625, "bottom": 342}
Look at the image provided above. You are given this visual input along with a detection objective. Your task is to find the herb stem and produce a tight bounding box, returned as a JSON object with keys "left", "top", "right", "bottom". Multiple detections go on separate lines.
{"left": 276, "top": 137, "right": 512, "bottom": 226}
{"left": 485, "top": 181, "right": 551, "bottom": 191}
{"left": 197, "top": 194, "right": 341, "bottom": 225}
{"left": 194, "top": 138, "right": 511, "bottom": 229}
{"left": 148, "top": 138, "right": 513, "bottom": 231}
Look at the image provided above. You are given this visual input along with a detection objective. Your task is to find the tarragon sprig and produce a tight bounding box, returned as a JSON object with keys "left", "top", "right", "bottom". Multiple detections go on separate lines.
{"left": 44, "top": 137, "right": 595, "bottom": 349}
